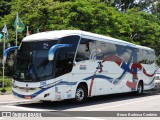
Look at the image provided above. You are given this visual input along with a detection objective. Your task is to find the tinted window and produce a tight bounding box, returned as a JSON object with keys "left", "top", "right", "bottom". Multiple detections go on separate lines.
{"left": 96, "top": 41, "right": 117, "bottom": 60}
{"left": 55, "top": 35, "right": 80, "bottom": 77}
{"left": 116, "top": 45, "right": 134, "bottom": 63}
{"left": 96, "top": 41, "right": 135, "bottom": 63}
{"left": 76, "top": 38, "right": 155, "bottom": 65}
{"left": 76, "top": 38, "right": 96, "bottom": 62}
{"left": 137, "top": 49, "right": 155, "bottom": 64}
{"left": 14, "top": 40, "right": 57, "bottom": 82}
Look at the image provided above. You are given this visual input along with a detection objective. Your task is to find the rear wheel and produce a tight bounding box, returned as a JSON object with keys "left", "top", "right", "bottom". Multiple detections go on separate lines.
{"left": 74, "top": 85, "right": 87, "bottom": 103}
{"left": 136, "top": 82, "right": 143, "bottom": 95}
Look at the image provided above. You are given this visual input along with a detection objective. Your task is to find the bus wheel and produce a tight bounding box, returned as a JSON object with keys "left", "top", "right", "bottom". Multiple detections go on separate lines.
{"left": 74, "top": 85, "right": 87, "bottom": 103}
{"left": 136, "top": 82, "right": 143, "bottom": 95}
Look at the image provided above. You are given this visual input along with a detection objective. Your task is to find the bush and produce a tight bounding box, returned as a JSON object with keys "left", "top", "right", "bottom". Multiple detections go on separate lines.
{"left": 0, "top": 76, "right": 12, "bottom": 88}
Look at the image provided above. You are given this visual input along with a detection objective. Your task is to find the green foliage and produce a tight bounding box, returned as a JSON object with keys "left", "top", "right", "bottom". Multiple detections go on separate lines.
{"left": 0, "top": 86, "right": 12, "bottom": 92}
{"left": 0, "top": 0, "right": 12, "bottom": 18}
{"left": 0, "top": 76, "right": 12, "bottom": 87}
{"left": 102, "top": 0, "right": 160, "bottom": 14}
{"left": 0, "top": 0, "right": 160, "bottom": 74}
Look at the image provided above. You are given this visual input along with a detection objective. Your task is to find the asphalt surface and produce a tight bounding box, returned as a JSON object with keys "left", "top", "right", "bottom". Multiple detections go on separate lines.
{"left": 0, "top": 92, "right": 160, "bottom": 120}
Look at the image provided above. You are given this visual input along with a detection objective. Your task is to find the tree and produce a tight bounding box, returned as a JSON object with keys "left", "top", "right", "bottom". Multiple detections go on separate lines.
{"left": 151, "top": 1, "right": 160, "bottom": 19}
{"left": 102, "top": 0, "right": 159, "bottom": 13}
{"left": 0, "top": 0, "right": 12, "bottom": 18}
{"left": 0, "top": 0, "right": 160, "bottom": 75}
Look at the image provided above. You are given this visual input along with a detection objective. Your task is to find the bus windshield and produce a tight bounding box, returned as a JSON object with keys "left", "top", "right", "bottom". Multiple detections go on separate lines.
{"left": 13, "top": 35, "right": 80, "bottom": 82}
{"left": 13, "top": 40, "right": 57, "bottom": 82}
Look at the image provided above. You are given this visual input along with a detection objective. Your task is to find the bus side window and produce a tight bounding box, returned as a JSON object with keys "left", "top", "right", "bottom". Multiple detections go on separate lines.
{"left": 96, "top": 41, "right": 116, "bottom": 60}
{"left": 76, "top": 38, "right": 96, "bottom": 62}
{"left": 55, "top": 35, "right": 80, "bottom": 77}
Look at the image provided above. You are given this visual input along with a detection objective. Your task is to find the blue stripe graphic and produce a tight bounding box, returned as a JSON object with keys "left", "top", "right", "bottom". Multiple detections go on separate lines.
{"left": 12, "top": 81, "right": 77, "bottom": 99}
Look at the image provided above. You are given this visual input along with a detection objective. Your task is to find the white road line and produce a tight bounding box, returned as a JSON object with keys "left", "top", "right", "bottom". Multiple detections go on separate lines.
{"left": 3, "top": 105, "right": 54, "bottom": 111}
{"left": 0, "top": 117, "right": 4, "bottom": 119}
{"left": 86, "top": 95, "right": 160, "bottom": 111}
{"left": 76, "top": 117, "right": 105, "bottom": 120}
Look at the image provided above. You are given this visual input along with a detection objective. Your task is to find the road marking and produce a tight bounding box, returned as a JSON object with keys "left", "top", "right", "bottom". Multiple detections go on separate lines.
{"left": 3, "top": 105, "right": 54, "bottom": 111}
{"left": 0, "top": 117, "right": 4, "bottom": 119}
{"left": 86, "top": 95, "right": 160, "bottom": 111}
{"left": 76, "top": 117, "right": 105, "bottom": 120}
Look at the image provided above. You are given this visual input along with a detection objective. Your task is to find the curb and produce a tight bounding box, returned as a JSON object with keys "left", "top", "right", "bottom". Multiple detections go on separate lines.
{"left": 0, "top": 100, "right": 40, "bottom": 106}
{"left": 0, "top": 93, "right": 40, "bottom": 105}
{"left": 0, "top": 92, "right": 12, "bottom": 95}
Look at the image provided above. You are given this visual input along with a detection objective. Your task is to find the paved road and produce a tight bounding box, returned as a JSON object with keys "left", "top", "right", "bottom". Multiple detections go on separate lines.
{"left": 0, "top": 92, "right": 160, "bottom": 120}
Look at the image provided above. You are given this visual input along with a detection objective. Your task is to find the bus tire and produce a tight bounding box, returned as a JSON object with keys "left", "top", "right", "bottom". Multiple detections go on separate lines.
{"left": 135, "top": 82, "right": 143, "bottom": 95}
{"left": 74, "top": 85, "right": 87, "bottom": 103}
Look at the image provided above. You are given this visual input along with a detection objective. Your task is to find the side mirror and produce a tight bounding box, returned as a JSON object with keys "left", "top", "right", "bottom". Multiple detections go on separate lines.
{"left": 3, "top": 46, "right": 19, "bottom": 63}
{"left": 48, "top": 44, "right": 72, "bottom": 61}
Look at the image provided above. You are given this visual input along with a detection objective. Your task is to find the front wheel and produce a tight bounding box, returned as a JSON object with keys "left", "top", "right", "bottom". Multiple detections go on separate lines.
{"left": 74, "top": 85, "right": 87, "bottom": 103}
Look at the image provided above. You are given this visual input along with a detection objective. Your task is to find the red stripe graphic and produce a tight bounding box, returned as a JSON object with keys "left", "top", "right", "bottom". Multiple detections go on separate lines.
{"left": 102, "top": 55, "right": 122, "bottom": 66}
{"left": 130, "top": 63, "right": 142, "bottom": 80}
{"left": 143, "top": 69, "right": 156, "bottom": 77}
{"left": 126, "top": 81, "right": 137, "bottom": 89}
{"left": 89, "top": 76, "right": 95, "bottom": 97}
{"left": 88, "top": 55, "right": 157, "bottom": 94}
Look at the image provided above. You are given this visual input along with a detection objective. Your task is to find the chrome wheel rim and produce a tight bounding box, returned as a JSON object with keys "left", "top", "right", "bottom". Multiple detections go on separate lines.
{"left": 76, "top": 88, "right": 84, "bottom": 101}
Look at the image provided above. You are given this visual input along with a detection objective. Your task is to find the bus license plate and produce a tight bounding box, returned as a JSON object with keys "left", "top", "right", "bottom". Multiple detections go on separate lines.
{"left": 25, "top": 96, "right": 32, "bottom": 99}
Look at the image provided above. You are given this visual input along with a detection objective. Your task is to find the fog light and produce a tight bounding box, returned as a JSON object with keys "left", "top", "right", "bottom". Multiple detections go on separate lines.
{"left": 44, "top": 93, "right": 50, "bottom": 98}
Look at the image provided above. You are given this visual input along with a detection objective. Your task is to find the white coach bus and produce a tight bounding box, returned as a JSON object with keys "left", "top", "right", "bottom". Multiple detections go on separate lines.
{"left": 4, "top": 30, "right": 157, "bottom": 103}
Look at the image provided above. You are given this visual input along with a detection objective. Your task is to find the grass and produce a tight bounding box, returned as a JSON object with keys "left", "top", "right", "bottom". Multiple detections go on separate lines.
{"left": 0, "top": 86, "right": 12, "bottom": 92}
{"left": 0, "top": 76, "right": 12, "bottom": 92}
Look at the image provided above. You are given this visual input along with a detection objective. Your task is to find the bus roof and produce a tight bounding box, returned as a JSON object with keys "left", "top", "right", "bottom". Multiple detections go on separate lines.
{"left": 135, "top": 45, "right": 154, "bottom": 51}
{"left": 22, "top": 30, "right": 154, "bottom": 51}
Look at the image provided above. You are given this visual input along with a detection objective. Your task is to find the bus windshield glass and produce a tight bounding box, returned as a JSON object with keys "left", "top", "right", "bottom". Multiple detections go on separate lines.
{"left": 13, "top": 40, "right": 57, "bottom": 82}
{"left": 13, "top": 35, "right": 80, "bottom": 82}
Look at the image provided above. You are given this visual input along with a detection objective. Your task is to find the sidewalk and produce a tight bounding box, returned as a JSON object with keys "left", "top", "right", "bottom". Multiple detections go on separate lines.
{"left": 0, "top": 94, "right": 36, "bottom": 105}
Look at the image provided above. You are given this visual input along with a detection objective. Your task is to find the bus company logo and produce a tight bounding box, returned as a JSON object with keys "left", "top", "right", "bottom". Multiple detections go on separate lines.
{"left": 41, "top": 79, "right": 62, "bottom": 88}
{"left": 1, "top": 112, "right": 42, "bottom": 117}
{"left": 40, "top": 81, "right": 46, "bottom": 86}
{"left": 2, "top": 112, "right": 11, "bottom": 117}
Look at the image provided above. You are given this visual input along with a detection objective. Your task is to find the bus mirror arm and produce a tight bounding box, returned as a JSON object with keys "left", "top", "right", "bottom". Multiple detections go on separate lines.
{"left": 3, "top": 46, "right": 19, "bottom": 63}
{"left": 73, "top": 61, "right": 77, "bottom": 66}
{"left": 48, "top": 44, "right": 72, "bottom": 61}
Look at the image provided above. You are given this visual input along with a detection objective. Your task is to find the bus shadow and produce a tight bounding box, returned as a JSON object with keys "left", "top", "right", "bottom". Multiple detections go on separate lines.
{"left": 17, "top": 92, "right": 159, "bottom": 111}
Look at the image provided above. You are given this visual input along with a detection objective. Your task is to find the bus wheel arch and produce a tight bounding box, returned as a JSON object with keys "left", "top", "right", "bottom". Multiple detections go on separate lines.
{"left": 136, "top": 80, "right": 144, "bottom": 95}
{"left": 74, "top": 82, "right": 88, "bottom": 103}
